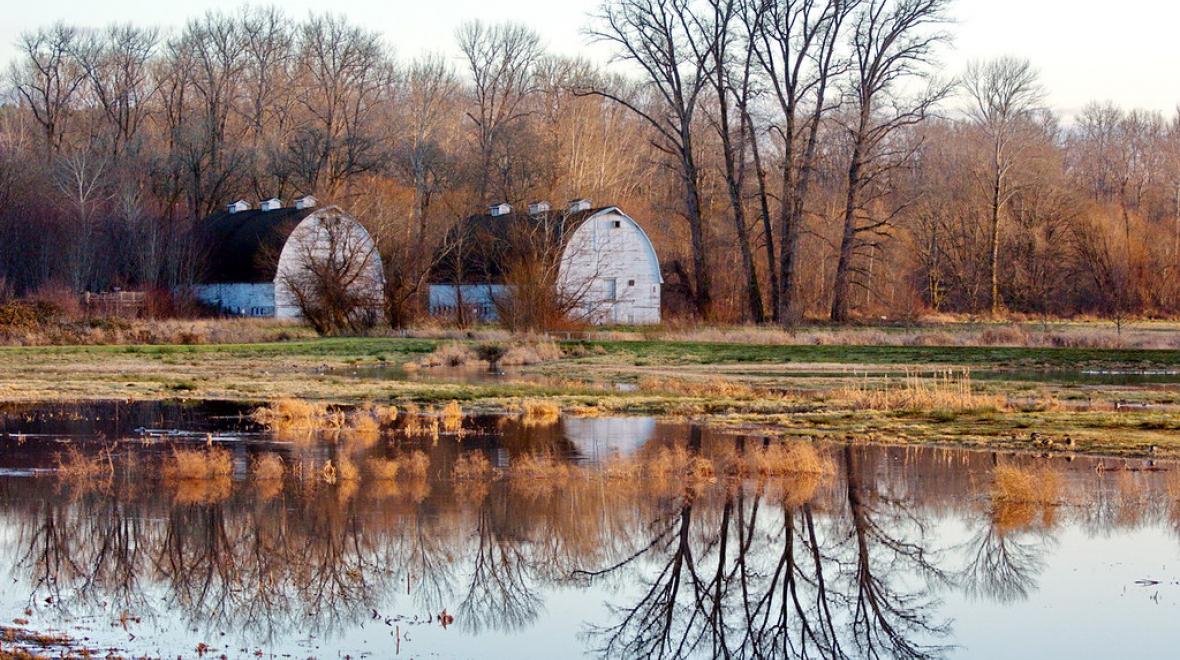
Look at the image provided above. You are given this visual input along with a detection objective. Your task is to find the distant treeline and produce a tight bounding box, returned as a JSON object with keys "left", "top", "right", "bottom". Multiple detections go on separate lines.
{"left": 1, "top": 1, "right": 1178, "bottom": 325}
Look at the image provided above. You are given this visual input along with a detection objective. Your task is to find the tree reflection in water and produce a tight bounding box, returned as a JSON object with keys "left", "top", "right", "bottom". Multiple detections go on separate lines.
{"left": 0, "top": 439, "right": 1173, "bottom": 657}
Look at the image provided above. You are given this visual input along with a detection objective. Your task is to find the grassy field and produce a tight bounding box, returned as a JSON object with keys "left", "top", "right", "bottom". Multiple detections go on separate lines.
{"left": 2, "top": 334, "right": 1179, "bottom": 458}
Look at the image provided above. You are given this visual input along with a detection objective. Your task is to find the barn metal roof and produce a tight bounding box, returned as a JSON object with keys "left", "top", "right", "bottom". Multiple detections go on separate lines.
{"left": 198, "top": 206, "right": 320, "bottom": 284}
{"left": 430, "top": 207, "right": 609, "bottom": 285}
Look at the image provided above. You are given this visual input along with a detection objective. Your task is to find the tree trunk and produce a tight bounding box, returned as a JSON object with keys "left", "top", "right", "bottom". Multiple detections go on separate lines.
{"left": 718, "top": 101, "right": 764, "bottom": 323}
{"left": 831, "top": 139, "right": 865, "bottom": 323}
{"left": 988, "top": 154, "right": 1003, "bottom": 316}
{"left": 682, "top": 142, "right": 713, "bottom": 319}
{"left": 748, "top": 126, "right": 779, "bottom": 320}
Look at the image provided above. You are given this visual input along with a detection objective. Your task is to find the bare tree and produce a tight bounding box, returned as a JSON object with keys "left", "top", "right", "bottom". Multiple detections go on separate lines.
{"left": 288, "top": 14, "right": 394, "bottom": 198}
{"left": 456, "top": 20, "right": 544, "bottom": 203}
{"left": 830, "top": 0, "right": 952, "bottom": 322}
{"left": 583, "top": 0, "right": 719, "bottom": 318}
{"left": 746, "top": 0, "right": 860, "bottom": 324}
{"left": 962, "top": 56, "right": 1044, "bottom": 315}
{"left": 76, "top": 25, "right": 161, "bottom": 159}
{"left": 10, "top": 24, "right": 87, "bottom": 159}
{"left": 702, "top": 0, "right": 766, "bottom": 322}
{"left": 279, "top": 213, "right": 384, "bottom": 334}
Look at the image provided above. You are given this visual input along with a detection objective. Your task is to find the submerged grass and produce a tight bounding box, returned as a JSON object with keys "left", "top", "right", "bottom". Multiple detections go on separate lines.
{"left": 163, "top": 448, "right": 232, "bottom": 481}
{"left": 251, "top": 453, "right": 284, "bottom": 481}
{"left": 991, "top": 464, "right": 1062, "bottom": 505}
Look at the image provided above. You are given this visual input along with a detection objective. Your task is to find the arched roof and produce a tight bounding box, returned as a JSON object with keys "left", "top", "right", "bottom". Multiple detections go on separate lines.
{"left": 430, "top": 206, "right": 661, "bottom": 284}
{"left": 199, "top": 206, "right": 323, "bottom": 284}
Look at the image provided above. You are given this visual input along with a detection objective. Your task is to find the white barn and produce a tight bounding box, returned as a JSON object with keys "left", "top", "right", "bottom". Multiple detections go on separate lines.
{"left": 429, "top": 200, "right": 662, "bottom": 324}
{"left": 194, "top": 197, "right": 384, "bottom": 318}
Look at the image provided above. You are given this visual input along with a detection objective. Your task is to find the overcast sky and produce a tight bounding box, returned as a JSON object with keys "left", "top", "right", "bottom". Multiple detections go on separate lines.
{"left": 2, "top": 0, "right": 1175, "bottom": 120}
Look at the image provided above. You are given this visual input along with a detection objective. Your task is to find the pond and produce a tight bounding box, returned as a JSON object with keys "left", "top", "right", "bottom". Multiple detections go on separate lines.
{"left": 0, "top": 400, "right": 1178, "bottom": 658}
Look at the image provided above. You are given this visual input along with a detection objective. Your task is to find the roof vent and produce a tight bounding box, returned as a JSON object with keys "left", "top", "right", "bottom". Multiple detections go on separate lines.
{"left": 294, "top": 195, "right": 317, "bottom": 210}
{"left": 260, "top": 197, "right": 281, "bottom": 211}
{"left": 568, "top": 198, "right": 591, "bottom": 212}
{"left": 227, "top": 200, "right": 250, "bottom": 214}
{"left": 489, "top": 202, "right": 512, "bottom": 217}
{"left": 528, "top": 201, "right": 550, "bottom": 215}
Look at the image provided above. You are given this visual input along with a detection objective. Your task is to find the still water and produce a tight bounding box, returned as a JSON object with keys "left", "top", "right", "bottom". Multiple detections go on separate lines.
{"left": 0, "top": 400, "right": 1177, "bottom": 658}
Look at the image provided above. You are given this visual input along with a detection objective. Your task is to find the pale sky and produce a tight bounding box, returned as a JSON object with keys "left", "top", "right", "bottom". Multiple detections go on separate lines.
{"left": 2, "top": 0, "right": 1176, "bottom": 118}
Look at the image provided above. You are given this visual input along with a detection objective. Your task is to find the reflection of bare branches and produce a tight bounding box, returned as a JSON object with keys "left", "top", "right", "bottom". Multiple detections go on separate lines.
{"left": 459, "top": 497, "right": 543, "bottom": 633}
{"left": 958, "top": 508, "right": 1055, "bottom": 604}
{"left": 843, "top": 446, "right": 952, "bottom": 660}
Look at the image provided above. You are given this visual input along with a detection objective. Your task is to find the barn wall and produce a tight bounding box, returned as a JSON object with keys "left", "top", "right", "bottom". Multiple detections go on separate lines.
{"left": 558, "top": 210, "right": 662, "bottom": 324}
{"left": 429, "top": 284, "right": 507, "bottom": 322}
{"left": 193, "top": 283, "right": 276, "bottom": 316}
{"left": 273, "top": 210, "right": 386, "bottom": 319}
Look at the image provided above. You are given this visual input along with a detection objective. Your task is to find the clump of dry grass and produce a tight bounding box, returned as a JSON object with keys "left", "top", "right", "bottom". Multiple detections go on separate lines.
{"left": 737, "top": 442, "right": 832, "bottom": 477}
{"left": 499, "top": 341, "right": 564, "bottom": 366}
{"left": 509, "top": 453, "right": 570, "bottom": 480}
{"left": 518, "top": 399, "right": 561, "bottom": 427}
{"left": 991, "top": 464, "right": 1061, "bottom": 505}
{"left": 251, "top": 453, "right": 284, "bottom": 481}
{"left": 163, "top": 448, "right": 232, "bottom": 481}
{"left": 441, "top": 400, "right": 464, "bottom": 433}
{"left": 638, "top": 376, "right": 757, "bottom": 399}
{"left": 415, "top": 341, "right": 481, "bottom": 368}
{"left": 453, "top": 452, "right": 493, "bottom": 480}
{"left": 54, "top": 446, "right": 113, "bottom": 481}
{"left": 646, "top": 445, "right": 715, "bottom": 483}
{"left": 251, "top": 398, "right": 331, "bottom": 431}
{"left": 366, "top": 457, "right": 401, "bottom": 480}
{"left": 336, "top": 455, "right": 359, "bottom": 482}
{"left": 402, "top": 450, "right": 430, "bottom": 479}
{"left": 830, "top": 370, "right": 1004, "bottom": 412}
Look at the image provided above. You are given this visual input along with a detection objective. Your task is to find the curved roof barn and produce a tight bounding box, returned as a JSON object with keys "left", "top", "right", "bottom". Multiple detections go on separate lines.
{"left": 199, "top": 206, "right": 319, "bottom": 284}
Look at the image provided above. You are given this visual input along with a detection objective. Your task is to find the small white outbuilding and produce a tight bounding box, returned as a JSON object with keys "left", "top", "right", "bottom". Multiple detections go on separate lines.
{"left": 429, "top": 200, "right": 662, "bottom": 324}
{"left": 194, "top": 197, "right": 384, "bottom": 318}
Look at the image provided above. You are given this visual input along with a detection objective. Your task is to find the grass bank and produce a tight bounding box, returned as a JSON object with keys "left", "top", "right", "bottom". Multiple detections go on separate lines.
{"left": 1, "top": 334, "right": 1179, "bottom": 458}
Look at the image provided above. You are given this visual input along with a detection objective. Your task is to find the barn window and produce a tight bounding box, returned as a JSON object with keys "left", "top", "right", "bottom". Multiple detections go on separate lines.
{"left": 628, "top": 279, "right": 635, "bottom": 287}
{"left": 612, "top": 220, "right": 621, "bottom": 228}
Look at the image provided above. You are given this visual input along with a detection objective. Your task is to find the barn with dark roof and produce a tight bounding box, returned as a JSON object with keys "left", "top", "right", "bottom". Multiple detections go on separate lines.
{"left": 429, "top": 200, "right": 662, "bottom": 324}
{"left": 194, "top": 196, "right": 385, "bottom": 318}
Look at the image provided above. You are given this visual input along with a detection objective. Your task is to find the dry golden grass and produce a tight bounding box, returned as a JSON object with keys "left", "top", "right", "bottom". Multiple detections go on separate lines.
{"left": 54, "top": 446, "right": 113, "bottom": 481}
{"left": 830, "top": 370, "right": 1004, "bottom": 412}
{"left": 415, "top": 341, "right": 481, "bottom": 368}
{"left": 366, "top": 457, "right": 401, "bottom": 480}
{"left": 453, "top": 452, "right": 493, "bottom": 480}
{"left": 638, "top": 376, "right": 757, "bottom": 399}
{"left": 601, "top": 454, "right": 643, "bottom": 480}
{"left": 499, "top": 341, "right": 564, "bottom": 366}
{"left": 402, "top": 450, "right": 430, "bottom": 479}
{"left": 336, "top": 455, "right": 359, "bottom": 482}
{"left": 509, "top": 453, "right": 570, "bottom": 480}
{"left": 251, "top": 398, "right": 331, "bottom": 431}
{"left": 518, "top": 399, "right": 561, "bottom": 427}
{"left": 162, "top": 448, "right": 232, "bottom": 481}
{"left": 991, "top": 464, "right": 1062, "bottom": 505}
{"left": 734, "top": 442, "right": 833, "bottom": 477}
{"left": 441, "top": 400, "right": 464, "bottom": 433}
{"left": 251, "top": 452, "right": 284, "bottom": 481}
{"left": 169, "top": 476, "right": 232, "bottom": 504}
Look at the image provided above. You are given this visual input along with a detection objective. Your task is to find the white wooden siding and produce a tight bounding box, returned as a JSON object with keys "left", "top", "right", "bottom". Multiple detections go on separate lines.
{"left": 558, "top": 209, "right": 662, "bottom": 324}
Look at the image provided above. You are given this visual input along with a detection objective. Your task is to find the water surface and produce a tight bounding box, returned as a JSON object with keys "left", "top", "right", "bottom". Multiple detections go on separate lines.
{"left": 0, "top": 400, "right": 1177, "bottom": 658}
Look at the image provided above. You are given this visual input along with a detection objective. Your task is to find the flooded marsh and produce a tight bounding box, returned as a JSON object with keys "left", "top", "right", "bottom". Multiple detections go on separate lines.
{"left": 0, "top": 401, "right": 1178, "bottom": 657}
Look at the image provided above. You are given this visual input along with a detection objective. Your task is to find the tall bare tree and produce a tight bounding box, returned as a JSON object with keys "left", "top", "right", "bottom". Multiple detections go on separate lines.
{"left": 830, "top": 0, "right": 951, "bottom": 322}
{"left": 10, "top": 24, "right": 87, "bottom": 159}
{"left": 746, "top": 0, "right": 859, "bottom": 324}
{"left": 583, "top": 0, "right": 719, "bottom": 318}
{"left": 456, "top": 20, "right": 543, "bottom": 204}
{"left": 962, "top": 56, "right": 1044, "bottom": 315}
